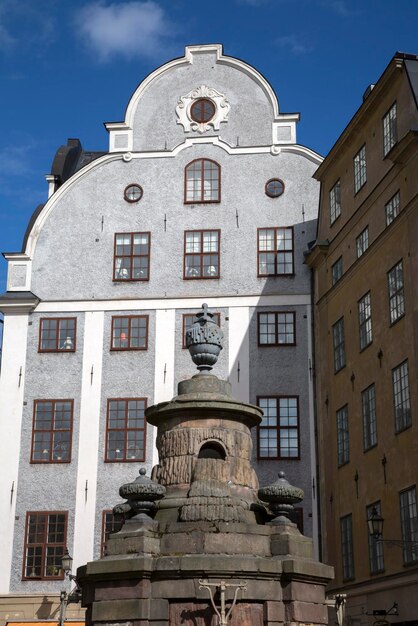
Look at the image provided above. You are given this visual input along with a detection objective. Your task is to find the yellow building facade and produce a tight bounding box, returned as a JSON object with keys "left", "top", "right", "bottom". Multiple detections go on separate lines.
{"left": 308, "top": 53, "right": 418, "bottom": 624}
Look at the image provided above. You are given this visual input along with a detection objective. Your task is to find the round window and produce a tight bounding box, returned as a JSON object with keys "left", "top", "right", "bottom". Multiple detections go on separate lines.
{"left": 124, "top": 184, "right": 143, "bottom": 203}
{"left": 190, "top": 98, "right": 216, "bottom": 123}
{"left": 265, "top": 179, "right": 285, "bottom": 198}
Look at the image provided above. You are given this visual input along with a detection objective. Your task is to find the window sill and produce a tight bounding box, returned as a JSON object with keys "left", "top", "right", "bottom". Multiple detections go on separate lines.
{"left": 359, "top": 341, "right": 373, "bottom": 354}
{"left": 363, "top": 443, "right": 377, "bottom": 453}
{"left": 395, "top": 423, "right": 412, "bottom": 436}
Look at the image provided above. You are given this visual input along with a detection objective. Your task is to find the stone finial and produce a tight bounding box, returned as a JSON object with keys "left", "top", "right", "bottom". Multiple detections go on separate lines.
{"left": 113, "top": 467, "right": 166, "bottom": 520}
{"left": 258, "top": 471, "right": 304, "bottom": 523}
{"left": 186, "top": 303, "right": 224, "bottom": 374}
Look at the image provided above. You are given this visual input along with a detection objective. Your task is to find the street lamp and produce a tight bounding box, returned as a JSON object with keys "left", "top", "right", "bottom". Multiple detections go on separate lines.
{"left": 58, "top": 549, "right": 81, "bottom": 626}
{"left": 367, "top": 508, "right": 418, "bottom": 552}
{"left": 367, "top": 507, "right": 384, "bottom": 538}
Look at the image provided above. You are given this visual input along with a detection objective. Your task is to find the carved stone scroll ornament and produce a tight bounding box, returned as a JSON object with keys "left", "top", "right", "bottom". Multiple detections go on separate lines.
{"left": 176, "top": 85, "right": 230, "bottom": 133}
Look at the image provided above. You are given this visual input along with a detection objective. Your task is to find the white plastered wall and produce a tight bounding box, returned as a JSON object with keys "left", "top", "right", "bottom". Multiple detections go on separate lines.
{"left": 0, "top": 314, "right": 30, "bottom": 592}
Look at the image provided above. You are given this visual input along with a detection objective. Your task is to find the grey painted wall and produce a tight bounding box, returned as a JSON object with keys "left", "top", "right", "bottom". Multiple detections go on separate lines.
{"left": 30, "top": 149, "right": 318, "bottom": 302}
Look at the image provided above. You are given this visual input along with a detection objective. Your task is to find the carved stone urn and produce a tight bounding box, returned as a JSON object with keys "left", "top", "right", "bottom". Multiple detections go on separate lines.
{"left": 258, "top": 471, "right": 304, "bottom": 523}
{"left": 185, "top": 303, "right": 224, "bottom": 374}
{"left": 114, "top": 467, "right": 166, "bottom": 520}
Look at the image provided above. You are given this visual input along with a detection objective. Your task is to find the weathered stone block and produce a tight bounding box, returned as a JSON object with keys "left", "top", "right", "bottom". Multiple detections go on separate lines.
{"left": 92, "top": 599, "right": 150, "bottom": 621}
{"left": 270, "top": 530, "right": 314, "bottom": 559}
{"left": 150, "top": 599, "right": 168, "bottom": 620}
{"left": 203, "top": 532, "right": 270, "bottom": 555}
{"left": 281, "top": 581, "right": 325, "bottom": 603}
{"left": 264, "top": 600, "right": 285, "bottom": 621}
{"left": 95, "top": 579, "right": 151, "bottom": 601}
{"left": 152, "top": 578, "right": 196, "bottom": 599}
{"left": 285, "top": 600, "right": 328, "bottom": 623}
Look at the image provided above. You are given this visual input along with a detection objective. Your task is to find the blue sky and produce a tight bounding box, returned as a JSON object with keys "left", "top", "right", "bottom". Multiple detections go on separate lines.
{"left": 0, "top": 0, "right": 417, "bottom": 292}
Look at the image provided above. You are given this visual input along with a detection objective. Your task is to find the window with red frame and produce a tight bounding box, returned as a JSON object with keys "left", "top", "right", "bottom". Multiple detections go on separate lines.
{"left": 111, "top": 316, "right": 148, "bottom": 350}
{"left": 39, "top": 318, "right": 76, "bottom": 352}
{"left": 105, "top": 398, "right": 146, "bottom": 462}
{"left": 258, "top": 227, "right": 294, "bottom": 276}
{"left": 184, "top": 230, "right": 220, "bottom": 278}
{"left": 182, "top": 312, "right": 220, "bottom": 348}
{"left": 113, "top": 232, "right": 150, "bottom": 281}
{"left": 23, "top": 512, "right": 67, "bottom": 579}
{"left": 184, "top": 159, "right": 220, "bottom": 203}
{"left": 31, "top": 400, "right": 73, "bottom": 463}
{"left": 257, "top": 396, "right": 299, "bottom": 459}
{"left": 101, "top": 510, "right": 125, "bottom": 556}
{"left": 258, "top": 312, "right": 295, "bottom": 346}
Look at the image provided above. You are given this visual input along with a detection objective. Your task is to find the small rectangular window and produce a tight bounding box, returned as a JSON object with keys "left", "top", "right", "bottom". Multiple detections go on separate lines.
{"left": 105, "top": 398, "right": 147, "bottom": 462}
{"left": 356, "top": 227, "right": 369, "bottom": 258}
{"left": 39, "top": 318, "right": 76, "bottom": 352}
{"left": 387, "top": 260, "right": 405, "bottom": 324}
{"left": 111, "top": 316, "right": 148, "bottom": 350}
{"left": 101, "top": 510, "right": 125, "bottom": 556}
{"left": 332, "top": 257, "right": 343, "bottom": 286}
{"left": 383, "top": 102, "right": 397, "bottom": 156}
{"left": 258, "top": 312, "right": 296, "bottom": 346}
{"left": 336, "top": 405, "right": 349, "bottom": 466}
{"left": 385, "top": 191, "right": 400, "bottom": 226}
{"left": 258, "top": 227, "right": 294, "bottom": 276}
{"left": 340, "top": 514, "right": 355, "bottom": 580}
{"left": 393, "top": 360, "right": 411, "bottom": 433}
{"left": 367, "top": 502, "right": 384, "bottom": 573}
{"left": 257, "top": 396, "right": 299, "bottom": 459}
{"left": 330, "top": 180, "right": 341, "bottom": 225}
{"left": 184, "top": 230, "right": 220, "bottom": 279}
{"left": 182, "top": 312, "right": 220, "bottom": 348}
{"left": 362, "top": 384, "right": 377, "bottom": 450}
{"left": 31, "top": 400, "right": 73, "bottom": 463}
{"left": 333, "top": 317, "right": 346, "bottom": 373}
{"left": 23, "top": 512, "right": 67, "bottom": 579}
{"left": 354, "top": 145, "right": 367, "bottom": 193}
{"left": 358, "top": 292, "right": 372, "bottom": 350}
{"left": 114, "top": 232, "right": 150, "bottom": 281}
{"left": 399, "top": 487, "right": 418, "bottom": 564}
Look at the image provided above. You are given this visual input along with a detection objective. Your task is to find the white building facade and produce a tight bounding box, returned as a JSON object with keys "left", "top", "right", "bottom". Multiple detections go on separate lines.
{"left": 0, "top": 45, "right": 322, "bottom": 623}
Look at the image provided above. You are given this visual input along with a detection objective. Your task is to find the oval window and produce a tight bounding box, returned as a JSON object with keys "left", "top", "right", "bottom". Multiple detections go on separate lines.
{"left": 190, "top": 98, "right": 216, "bottom": 124}
{"left": 124, "top": 184, "right": 143, "bottom": 203}
{"left": 265, "top": 179, "right": 285, "bottom": 198}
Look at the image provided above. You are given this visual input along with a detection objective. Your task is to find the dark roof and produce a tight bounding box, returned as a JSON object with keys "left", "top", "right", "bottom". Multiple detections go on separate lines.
{"left": 405, "top": 59, "right": 418, "bottom": 109}
{"left": 19, "top": 139, "right": 105, "bottom": 253}
{"left": 21, "top": 203, "right": 45, "bottom": 252}
{"left": 0, "top": 290, "right": 39, "bottom": 301}
{"left": 51, "top": 138, "right": 105, "bottom": 184}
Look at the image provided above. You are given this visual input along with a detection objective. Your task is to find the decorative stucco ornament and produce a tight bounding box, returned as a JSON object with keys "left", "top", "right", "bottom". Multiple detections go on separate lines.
{"left": 176, "top": 85, "right": 230, "bottom": 133}
{"left": 113, "top": 467, "right": 166, "bottom": 519}
{"left": 186, "top": 303, "right": 224, "bottom": 374}
{"left": 258, "top": 471, "right": 304, "bottom": 523}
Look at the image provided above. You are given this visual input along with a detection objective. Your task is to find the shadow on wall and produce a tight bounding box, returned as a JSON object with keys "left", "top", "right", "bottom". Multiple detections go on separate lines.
{"left": 227, "top": 217, "right": 317, "bottom": 537}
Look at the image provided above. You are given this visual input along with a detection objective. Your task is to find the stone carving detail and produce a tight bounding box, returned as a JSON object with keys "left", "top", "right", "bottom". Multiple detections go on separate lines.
{"left": 157, "top": 427, "right": 237, "bottom": 457}
{"left": 176, "top": 85, "right": 230, "bottom": 134}
{"left": 114, "top": 468, "right": 166, "bottom": 519}
{"left": 258, "top": 471, "right": 304, "bottom": 522}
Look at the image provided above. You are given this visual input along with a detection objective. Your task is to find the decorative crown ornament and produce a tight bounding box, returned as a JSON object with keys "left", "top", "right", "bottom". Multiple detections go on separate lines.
{"left": 186, "top": 303, "right": 224, "bottom": 374}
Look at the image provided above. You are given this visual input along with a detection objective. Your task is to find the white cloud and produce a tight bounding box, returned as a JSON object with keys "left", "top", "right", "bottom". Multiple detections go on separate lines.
{"left": 275, "top": 35, "right": 312, "bottom": 55}
{"left": 74, "top": 1, "right": 174, "bottom": 62}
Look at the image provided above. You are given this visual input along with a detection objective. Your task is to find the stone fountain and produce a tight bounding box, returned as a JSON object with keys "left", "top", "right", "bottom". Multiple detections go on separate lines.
{"left": 77, "top": 304, "right": 333, "bottom": 625}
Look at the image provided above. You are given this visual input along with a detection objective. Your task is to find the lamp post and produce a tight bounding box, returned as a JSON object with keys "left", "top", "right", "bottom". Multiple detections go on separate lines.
{"left": 367, "top": 507, "right": 418, "bottom": 553}
{"left": 58, "top": 549, "right": 80, "bottom": 626}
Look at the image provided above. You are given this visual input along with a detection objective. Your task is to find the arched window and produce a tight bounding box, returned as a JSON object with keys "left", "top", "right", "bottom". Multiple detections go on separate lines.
{"left": 185, "top": 159, "right": 220, "bottom": 204}
{"left": 198, "top": 441, "right": 226, "bottom": 460}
